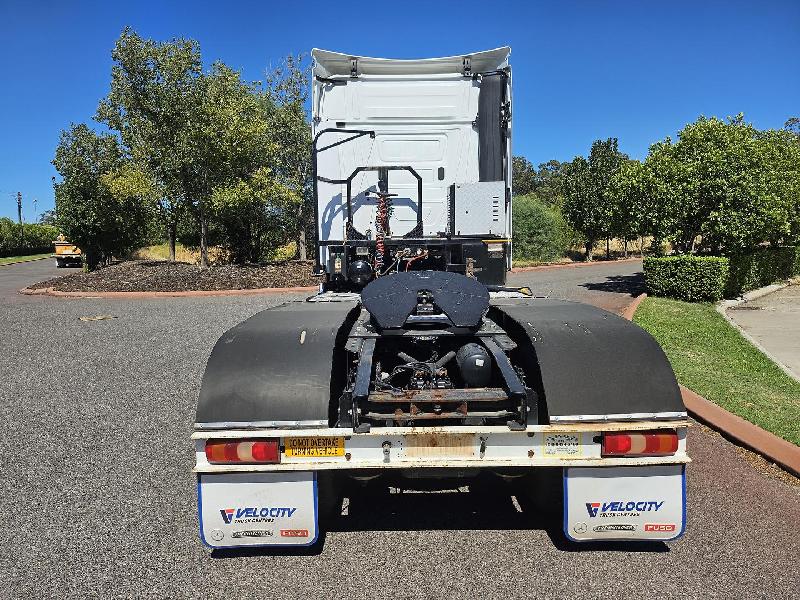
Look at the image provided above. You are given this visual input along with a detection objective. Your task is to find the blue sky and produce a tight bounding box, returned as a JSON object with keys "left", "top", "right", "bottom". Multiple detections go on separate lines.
{"left": 1, "top": 0, "right": 798, "bottom": 220}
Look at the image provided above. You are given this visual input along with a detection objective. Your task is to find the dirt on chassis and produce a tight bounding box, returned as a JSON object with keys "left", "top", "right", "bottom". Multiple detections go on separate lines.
{"left": 192, "top": 273, "right": 689, "bottom": 549}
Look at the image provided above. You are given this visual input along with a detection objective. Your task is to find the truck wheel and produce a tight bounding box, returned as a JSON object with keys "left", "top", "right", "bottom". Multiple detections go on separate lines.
{"left": 55, "top": 258, "right": 65, "bottom": 268}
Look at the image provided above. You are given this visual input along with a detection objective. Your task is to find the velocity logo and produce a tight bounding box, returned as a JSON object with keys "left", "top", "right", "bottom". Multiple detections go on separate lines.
{"left": 586, "top": 503, "right": 601, "bottom": 517}
{"left": 585, "top": 500, "right": 664, "bottom": 518}
{"left": 219, "top": 507, "right": 298, "bottom": 524}
{"left": 220, "top": 509, "right": 235, "bottom": 524}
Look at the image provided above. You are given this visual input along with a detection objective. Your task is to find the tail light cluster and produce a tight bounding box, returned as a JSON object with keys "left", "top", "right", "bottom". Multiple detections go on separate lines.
{"left": 602, "top": 430, "right": 678, "bottom": 457}
{"left": 205, "top": 439, "right": 280, "bottom": 464}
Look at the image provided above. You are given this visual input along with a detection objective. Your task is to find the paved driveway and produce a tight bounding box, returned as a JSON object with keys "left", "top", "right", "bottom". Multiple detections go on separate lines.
{"left": 726, "top": 285, "right": 800, "bottom": 380}
{"left": 1, "top": 260, "right": 797, "bottom": 598}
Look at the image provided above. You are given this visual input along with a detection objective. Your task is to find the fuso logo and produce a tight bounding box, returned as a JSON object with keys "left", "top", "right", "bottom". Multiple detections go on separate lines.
{"left": 280, "top": 529, "right": 309, "bottom": 538}
{"left": 644, "top": 523, "right": 676, "bottom": 532}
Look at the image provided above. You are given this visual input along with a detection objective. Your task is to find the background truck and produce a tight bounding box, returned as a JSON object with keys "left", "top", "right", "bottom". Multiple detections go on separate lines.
{"left": 52, "top": 233, "right": 82, "bottom": 267}
{"left": 193, "top": 47, "right": 689, "bottom": 549}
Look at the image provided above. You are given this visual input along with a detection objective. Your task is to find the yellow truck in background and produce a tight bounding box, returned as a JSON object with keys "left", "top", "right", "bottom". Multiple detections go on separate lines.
{"left": 52, "top": 234, "right": 82, "bottom": 267}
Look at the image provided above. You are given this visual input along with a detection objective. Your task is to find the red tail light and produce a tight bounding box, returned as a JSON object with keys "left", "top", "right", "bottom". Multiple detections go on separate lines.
{"left": 602, "top": 430, "right": 678, "bottom": 457}
{"left": 205, "top": 439, "right": 280, "bottom": 464}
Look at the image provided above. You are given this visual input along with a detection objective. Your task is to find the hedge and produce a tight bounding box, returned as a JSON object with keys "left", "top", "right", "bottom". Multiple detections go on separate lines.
{"left": 0, "top": 218, "right": 59, "bottom": 256}
{"left": 512, "top": 195, "right": 569, "bottom": 263}
{"left": 644, "top": 255, "right": 730, "bottom": 302}
{"left": 725, "top": 246, "right": 800, "bottom": 297}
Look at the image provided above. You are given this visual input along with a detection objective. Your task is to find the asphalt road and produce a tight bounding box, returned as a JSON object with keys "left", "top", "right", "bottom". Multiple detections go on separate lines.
{"left": 1, "top": 260, "right": 798, "bottom": 599}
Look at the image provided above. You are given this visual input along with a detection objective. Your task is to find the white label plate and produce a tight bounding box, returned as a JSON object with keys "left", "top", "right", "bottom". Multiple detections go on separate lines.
{"left": 198, "top": 472, "right": 317, "bottom": 548}
{"left": 564, "top": 465, "right": 685, "bottom": 541}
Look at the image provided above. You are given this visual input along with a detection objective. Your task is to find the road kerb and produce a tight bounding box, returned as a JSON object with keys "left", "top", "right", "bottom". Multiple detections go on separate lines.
{"left": 0, "top": 255, "right": 50, "bottom": 267}
{"left": 680, "top": 386, "right": 800, "bottom": 477}
{"left": 510, "top": 257, "right": 641, "bottom": 273}
{"left": 625, "top": 292, "right": 800, "bottom": 476}
{"left": 18, "top": 285, "right": 319, "bottom": 299}
{"left": 620, "top": 292, "right": 647, "bottom": 320}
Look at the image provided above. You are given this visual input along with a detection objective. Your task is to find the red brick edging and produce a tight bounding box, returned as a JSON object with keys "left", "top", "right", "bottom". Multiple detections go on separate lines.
{"left": 18, "top": 285, "right": 318, "bottom": 299}
{"left": 625, "top": 293, "right": 800, "bottom": 476}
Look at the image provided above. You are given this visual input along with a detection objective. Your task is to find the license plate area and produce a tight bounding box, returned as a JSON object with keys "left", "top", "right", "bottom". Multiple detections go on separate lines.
{"left": 198, "top": 472, "right": 317, "bottom": 548}
{"left": 564, "top": 464, "right": 686, "bottom": 542}
{"left": 403, "top": 433, "right": 475, "bottom": 458}
{"left": 284, "top": 436, "right": 345, "bottom": 457}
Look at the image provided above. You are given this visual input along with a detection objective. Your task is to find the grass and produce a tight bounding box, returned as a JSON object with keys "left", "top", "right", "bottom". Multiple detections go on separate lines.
{"left": 0, "top": 252, "right": 51, "bottom": 266}
{"left": 132, "top": 241, "right": 298, "bottom": 264}
{"left": 634, "top": 296, "right": 800, "bottom": 445}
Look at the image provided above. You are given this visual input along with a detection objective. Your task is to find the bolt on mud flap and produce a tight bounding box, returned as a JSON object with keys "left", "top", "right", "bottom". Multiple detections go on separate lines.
{"left": 198, "top": 472, "right": 318, "bottom": 548}
{"left": 563, "top": 465, "right": 686, "bottom": 542}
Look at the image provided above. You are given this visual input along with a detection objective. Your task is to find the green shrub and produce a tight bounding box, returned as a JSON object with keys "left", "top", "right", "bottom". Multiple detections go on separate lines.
{"left": 512, "top": 194, "right": 568, "bottom": 263}
{"left": 725, "top": 246, "right": 800, "bottom": 297}
{"left": 0, "top": 218, "right": 58, "bottom": 257}
{"left": 644, "top": 255, "right": 729, "bottom": 302}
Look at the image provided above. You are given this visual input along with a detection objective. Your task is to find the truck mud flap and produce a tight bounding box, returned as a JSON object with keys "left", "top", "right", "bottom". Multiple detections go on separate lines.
{"left": 563, "top": 465, "right": 686, "bottom": 542}
{"left": 198, "top": 472, "right": 318, "bottom": 548}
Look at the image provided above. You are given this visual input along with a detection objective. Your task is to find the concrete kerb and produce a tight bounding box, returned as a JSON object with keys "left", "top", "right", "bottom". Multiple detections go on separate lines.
{"left": 625, "top": 291, "right": 800, "bottom": 477}
{"left": 0, "top": 256, "right": 50, "bottom": 267}
{"left": 510, "top": 257, "right": 641, "bottom": 273}
{"left": 19, "top": 285, "right": 319, "bottom": 299}
{"left": 716, "top": 282, "right": 800, "bottom": 385}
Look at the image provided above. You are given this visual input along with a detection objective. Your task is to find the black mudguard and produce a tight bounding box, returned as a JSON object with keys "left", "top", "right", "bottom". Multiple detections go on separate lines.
{"left": 196, "top": 301, "right": 359, "bottom": 426}
{"left": 491, "top": 299, "right": 684, "bottom": 421}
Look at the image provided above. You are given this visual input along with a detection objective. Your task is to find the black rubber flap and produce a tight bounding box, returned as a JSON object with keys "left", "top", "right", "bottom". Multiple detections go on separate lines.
{"left": 492, "top": 299, "right": 684, "bottom": 418}
{"left": 478, "top": 73, "right": 504, "bottom": 182}
{"left": 361, "top": 271, "right": 489, "bottom": 329}
{"left": 196, "top": 301, "right": 358, "bottom": 424}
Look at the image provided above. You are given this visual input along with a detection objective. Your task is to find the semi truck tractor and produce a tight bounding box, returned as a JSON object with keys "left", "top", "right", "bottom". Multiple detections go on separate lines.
{"left": 193, "top": 47, "right": 689, "bottom": 549}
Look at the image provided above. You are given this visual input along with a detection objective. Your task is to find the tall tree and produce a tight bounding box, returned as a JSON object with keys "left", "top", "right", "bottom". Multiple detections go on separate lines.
{"left": 96, "top": 27, "right": 203, "bottom": 263}
{"left": 52, "top": 124, "right": 151, "bottom": 269}
{"left": 512, "top": 156, "right": 537, "bottom": 196}
{"left": 263, "top": 55, "right": 313, "bottom": 260}
{"left": 562, "top": 138, "right": 628, "bottom": 260}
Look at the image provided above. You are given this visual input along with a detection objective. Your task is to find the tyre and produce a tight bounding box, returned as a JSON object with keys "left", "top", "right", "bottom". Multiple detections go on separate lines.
{"left": 55, "top": 258, "right": 65, "bottom": 268}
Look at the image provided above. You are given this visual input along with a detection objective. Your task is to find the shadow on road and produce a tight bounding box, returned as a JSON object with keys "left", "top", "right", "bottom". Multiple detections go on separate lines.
{"left": 580, "top": 272, "right": 645, "bottom": 297}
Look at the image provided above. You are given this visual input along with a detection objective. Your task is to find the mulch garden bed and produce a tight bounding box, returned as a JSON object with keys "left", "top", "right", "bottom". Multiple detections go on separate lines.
{"left": 28, "top": 260, "right": 317, "bottom": 292}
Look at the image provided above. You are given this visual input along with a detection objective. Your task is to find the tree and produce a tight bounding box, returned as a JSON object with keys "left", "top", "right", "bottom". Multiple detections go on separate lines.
{"left": 644, "top": 115, "right": 799, "bottom": 254}
{"left": 38, "top": 210, "right": 58, "bottom": 226}
{"left": 608, "top": 159, "right": 665, "bottom": 257}
{"left": 512, "top": 156, "right": 537, "bottom": 196}
{"left": 533, "top": 159, "right": 566, "bottom": 206}
{"left": 263, "top": 55, "right": 313, "bottom": 261}
{"left": 562, "top": 138, "right": 628, "bottom": 260}
{"left": 52, "top": 124, "right": 151, "bottom": 269}
{"left": 96, "top": 28, "right": 203, "bottom": 263}
{"left": 194, "top": 62, "right": 301, "bottom": 263}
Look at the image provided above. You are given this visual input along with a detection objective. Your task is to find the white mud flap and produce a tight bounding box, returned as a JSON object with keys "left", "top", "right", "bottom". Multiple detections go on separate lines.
{"left": 198, "top": 472, "right": 318, "bottom": 548}
{"left": 564, "top": 465, "right": 686, "bottom": 542}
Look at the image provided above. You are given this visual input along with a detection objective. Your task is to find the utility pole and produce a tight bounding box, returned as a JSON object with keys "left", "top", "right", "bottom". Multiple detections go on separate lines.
{"left": 17, "top": 192, "right": 25, "bottom": 246}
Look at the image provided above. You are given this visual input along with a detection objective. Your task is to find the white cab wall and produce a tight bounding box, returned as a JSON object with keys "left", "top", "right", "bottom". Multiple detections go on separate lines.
{"left": 312, "top": 48, "right": 511, "bottom": 253}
